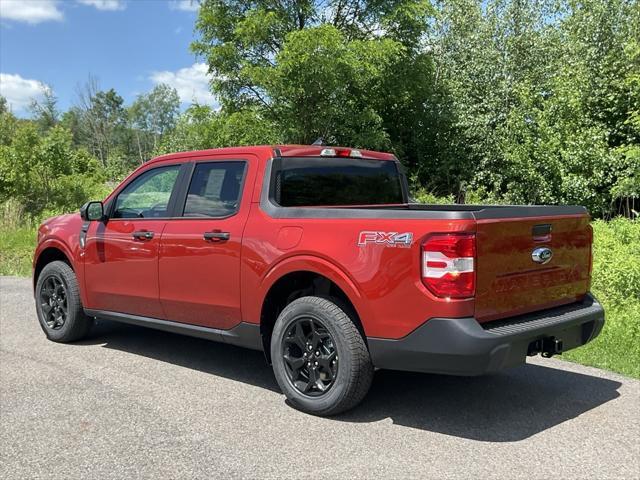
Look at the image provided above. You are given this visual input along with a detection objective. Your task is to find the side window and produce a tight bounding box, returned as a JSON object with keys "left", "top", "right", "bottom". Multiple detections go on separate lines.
{"left": 183, "top": 161, "right": 246, "bottom": 217}
{"left": 113, "top": 165, "right": 181, "bottom": 218}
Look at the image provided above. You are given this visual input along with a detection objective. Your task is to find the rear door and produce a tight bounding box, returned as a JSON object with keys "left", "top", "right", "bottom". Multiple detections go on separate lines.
{"left": 158, "top": 158, "right": 254, "bottom": 329}
{"left": 474, "top": 214, "right": 592, "bottom": 322}
{"left": 83, "top": 163, "right": 184, "bottom": 318}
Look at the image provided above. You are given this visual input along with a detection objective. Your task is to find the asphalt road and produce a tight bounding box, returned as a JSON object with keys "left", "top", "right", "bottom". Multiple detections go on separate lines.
{"left": 1, "top": 276, "right": 638, "bottom": 479}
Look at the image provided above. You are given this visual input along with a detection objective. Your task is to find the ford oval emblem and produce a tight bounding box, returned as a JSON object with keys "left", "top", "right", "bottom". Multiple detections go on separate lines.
{"left": 532, "top": 247, "right": 553, "bottom": 264}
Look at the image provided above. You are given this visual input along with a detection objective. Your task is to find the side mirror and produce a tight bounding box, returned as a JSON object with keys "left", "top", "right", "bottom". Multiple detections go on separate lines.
{"left": 80, "top": 201, "right": 104, "bottom": 221}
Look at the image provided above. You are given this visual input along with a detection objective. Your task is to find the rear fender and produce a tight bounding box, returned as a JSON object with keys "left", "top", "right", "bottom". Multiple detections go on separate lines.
{"left": 254, "top": 255, "right": 372, "bottom": 333}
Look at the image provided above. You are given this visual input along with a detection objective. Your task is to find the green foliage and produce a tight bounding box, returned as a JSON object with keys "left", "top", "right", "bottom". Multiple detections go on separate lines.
{"left": 191, "top": 0, "right": 440, "bottom": 154}
{"left": 590, "top": 219, "right": 640, "bottom": 307}
{"left": 0, "top": 224, "right": 36, "bottom": 277}
{"left": 187, "top": 0, "right": 639, "bottom": 216}
{"left": 265, "top": 25, "right": 399, "bottom": 147}
{"left": 0, "top": 110, "right": 107, "bottom": 218}
{"left": 129, "top": 84, "right": 181, "bottom": 162}
{"left": 564, "top": 218, "right": 640, "bottom": 377}
{"left": 28, "top": 88, "right": 59, "bottom": 133}
{"left": 431, "top": 0, "right": 639, "bottom": 214}
{"left": 411, "top": 188, "right": 454, "bottom": 205}
{"left": 156, "top": 104, "right": 280, "bottom": 154}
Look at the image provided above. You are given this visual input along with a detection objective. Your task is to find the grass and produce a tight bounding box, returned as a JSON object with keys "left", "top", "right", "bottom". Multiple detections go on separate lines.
{"left": 1, "top": 215, "right": 638, "bottom": 378}
{"left": 0, "top": 225, "right": 35, "bottom": 277}
{"left": 562, "top": 218, "right": 640, "bottom": 378}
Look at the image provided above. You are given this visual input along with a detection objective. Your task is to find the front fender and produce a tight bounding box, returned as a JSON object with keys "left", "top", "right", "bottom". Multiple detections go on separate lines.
{"left": 33, "top": 216, "right": 85, "bottom": 302}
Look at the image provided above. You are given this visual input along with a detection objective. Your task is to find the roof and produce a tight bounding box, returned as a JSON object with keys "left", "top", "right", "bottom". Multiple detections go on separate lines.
{"left": 147, "top": 145, "right": 396, "bottom": 165}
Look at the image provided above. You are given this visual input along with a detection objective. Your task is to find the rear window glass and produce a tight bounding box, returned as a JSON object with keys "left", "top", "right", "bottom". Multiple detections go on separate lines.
{"left": 275, "top": 158, "right": 404, "bottom": 207}
{"left": 183, "top": 161, "right": 245, "bottom": 217}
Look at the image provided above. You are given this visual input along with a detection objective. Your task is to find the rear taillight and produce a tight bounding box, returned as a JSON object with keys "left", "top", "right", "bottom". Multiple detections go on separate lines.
{"left": 421, "top": 233, "right": 476, "bottom": 299}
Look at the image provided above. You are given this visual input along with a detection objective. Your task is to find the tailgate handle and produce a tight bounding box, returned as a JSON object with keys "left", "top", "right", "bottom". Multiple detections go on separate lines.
{"left": 532, "top": 224, "right": 552, "bottom": 240}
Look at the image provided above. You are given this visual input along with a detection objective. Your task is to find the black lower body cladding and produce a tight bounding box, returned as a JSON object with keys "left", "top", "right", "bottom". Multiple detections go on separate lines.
{"left": 367, "top": 294, "right": 604, "bottom": 376}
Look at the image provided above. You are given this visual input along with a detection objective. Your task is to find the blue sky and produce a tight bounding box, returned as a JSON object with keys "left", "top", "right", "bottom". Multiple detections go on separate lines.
{"left": 0, "top": 0, "right": 215, "bottom": 116}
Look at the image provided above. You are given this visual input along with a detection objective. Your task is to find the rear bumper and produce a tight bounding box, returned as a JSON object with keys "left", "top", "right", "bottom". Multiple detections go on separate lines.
{"left": 367, "top": 294, "right": 604, "bottom": 376}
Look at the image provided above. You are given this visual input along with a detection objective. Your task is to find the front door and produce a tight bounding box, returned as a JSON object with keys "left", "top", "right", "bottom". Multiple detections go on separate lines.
{"left": 83, "top": 164, "right": 182, "bottom": 318}
{"left": 159, "top": 159, "right": 252, "bottom": 329}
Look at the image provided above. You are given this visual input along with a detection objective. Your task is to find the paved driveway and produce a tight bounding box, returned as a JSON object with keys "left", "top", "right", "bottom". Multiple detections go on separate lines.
{"left": 1, "top": 276, "right": 638, "bottom": 479}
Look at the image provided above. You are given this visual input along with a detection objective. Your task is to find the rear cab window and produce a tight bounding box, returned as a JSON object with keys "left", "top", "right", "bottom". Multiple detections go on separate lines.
{"left": 272, "top": 157, "right": 405, "bottom": 207}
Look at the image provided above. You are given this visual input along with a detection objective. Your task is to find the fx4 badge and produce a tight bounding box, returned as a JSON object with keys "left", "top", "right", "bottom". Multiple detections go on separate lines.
{"left": 358, "top": 231, "right": 413, "bottom": 248}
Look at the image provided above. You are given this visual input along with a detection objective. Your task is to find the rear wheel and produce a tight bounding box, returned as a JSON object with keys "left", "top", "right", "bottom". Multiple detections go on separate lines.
{"left": 35, "top": 261, "right": 93, "bottom": 342}
{"left": 271, "top": 296, "right": 373, "bottom": 416}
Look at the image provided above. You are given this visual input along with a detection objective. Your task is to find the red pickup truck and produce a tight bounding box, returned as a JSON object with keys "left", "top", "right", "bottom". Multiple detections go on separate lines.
{"left": 33, "top": 145, "right": 604, "bottom": 415}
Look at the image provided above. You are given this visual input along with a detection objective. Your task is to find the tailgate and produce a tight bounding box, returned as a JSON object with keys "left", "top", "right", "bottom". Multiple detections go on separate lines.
{"left": 474, "top": 213, "right": 592, "bottom": 323}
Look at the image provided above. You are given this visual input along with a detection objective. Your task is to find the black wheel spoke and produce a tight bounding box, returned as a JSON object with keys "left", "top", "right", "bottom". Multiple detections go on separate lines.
{"left": 310, "top": 331, "right": 321, "bottom": 350}
{"left": 306, "top": 367, "right": 319, "bottom": 391}
{"left": 318, "top": 357, "right": 335, "bottom": 380}
{"left": 295, "top": 379, "right": 310, "bottom": 392}
{"left": 281, "top": 316, "right": 338, "bottom": 397}
{"left": 284, "top": 354, "right": 305, "bottom": 371}
{"left": 294, "top": 322, "right": 308, "bottom": 349}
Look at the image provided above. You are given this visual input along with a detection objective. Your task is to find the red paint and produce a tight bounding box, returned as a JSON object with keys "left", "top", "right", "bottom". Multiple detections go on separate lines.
{"left": 474, "top": 215, "right": 591, "bottom": 322}
{"left": 33, "top": 145, "right": 593, "bottom": 341}
{"left": 83, "top": 219, "right": 167, "bottom": 318}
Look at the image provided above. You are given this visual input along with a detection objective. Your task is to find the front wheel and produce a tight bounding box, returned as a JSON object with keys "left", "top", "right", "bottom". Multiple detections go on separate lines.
{"left": 271, "top": 296, "right": 373, "bottom": 416}
{"left": 35, "top": 261, "right": 93, "bottom": 343}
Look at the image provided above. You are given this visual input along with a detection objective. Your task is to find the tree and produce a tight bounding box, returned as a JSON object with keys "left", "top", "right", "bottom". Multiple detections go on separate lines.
{"left": 0, "top": 97, "right": 18, "bottom": 148}
{"left": 129, "top": 84, "right": 180, "bottom": 162}
{"left": 421, "top": 0, "right": 639, "bottom": 214}
{"left": 156, "top": 104, "right": 280, "bottom": 154}
{"left": 191, "top": 0, "right": 440, "bottom": 171}
{"left": 29, "top": 87, "right": 59, "bottom": 133}
{"left": 74, "top": 77, "right": 127, "bottom": 168}
{"left": 0, "top": 118, "right": 106, "bottom": 215}
{"left": 263, "top": 24, "right": 400, "bottom": 146}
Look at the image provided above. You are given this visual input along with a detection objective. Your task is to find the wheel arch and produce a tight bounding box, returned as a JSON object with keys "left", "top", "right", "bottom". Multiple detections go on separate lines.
{"left": 33, "top": 243, "right": 74, "bottom": 290}
{"left": 258, "top": 259, "right": 370, "bottom": 363}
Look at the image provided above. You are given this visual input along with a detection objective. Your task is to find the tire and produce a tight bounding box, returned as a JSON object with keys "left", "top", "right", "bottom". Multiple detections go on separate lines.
{"left": 35, "top": 260, "right": 93, "bottom": 343}
{"left": 271, "top": 296, "right": 373, "bottom": 416}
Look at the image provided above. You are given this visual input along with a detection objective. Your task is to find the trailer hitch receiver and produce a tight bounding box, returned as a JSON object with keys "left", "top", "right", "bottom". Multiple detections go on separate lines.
{"left": 541, "top": 337, "right": 563, "bottom": 358}
{"left": 528, "top": 337, "right": 564, "bottom": 358}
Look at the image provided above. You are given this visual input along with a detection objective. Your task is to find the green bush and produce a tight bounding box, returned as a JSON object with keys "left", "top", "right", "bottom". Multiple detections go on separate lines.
{"left": 563, "top": 218, "right": 640, "bottom": 377}
{"left": 0, "top": 120, "right": 108, "bottom": 219}
{"left": 411, "top": 188, "right": 455, "bottom": 204}
{"left": 0, "top": 201, "right": 37, "bottom": 277}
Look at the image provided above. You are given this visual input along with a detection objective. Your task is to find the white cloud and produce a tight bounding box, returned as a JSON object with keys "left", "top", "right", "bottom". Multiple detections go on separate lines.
{"left": 77, "top": 0, "right": 125, "bottom": 11}
{"left": 169, "top": 0, "right": 199, "bottom": 12}
{"left": 150, "top": 63, "right": 216, "bottom": 106}
{"left": 0, "top": 0, "right": 63, "bottom": 24}
{"left": 0, "top": 72, "right": 49, "bottom": 113}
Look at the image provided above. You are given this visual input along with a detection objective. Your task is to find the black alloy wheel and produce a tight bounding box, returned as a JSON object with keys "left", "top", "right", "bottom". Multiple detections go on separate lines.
{"left": 270, "top": 296, "right": 374, "bottom": 415}
{"left": 35, "top": 260, "right": 93, "bottom": 342}
{"left": 39, "top": 274, "right": 68, "bottom": 330}
{"left": 281, "top": 317, "right": 338, "bottom": 396}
